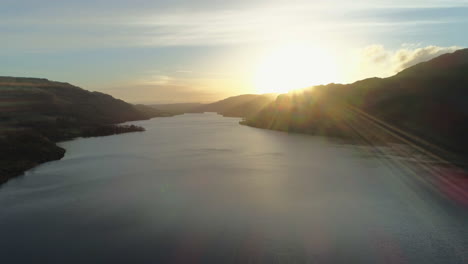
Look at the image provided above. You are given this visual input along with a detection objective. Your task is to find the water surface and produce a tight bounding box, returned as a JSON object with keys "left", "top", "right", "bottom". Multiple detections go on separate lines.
{"left": 1, "top": 113, "right": 467, "bottom": 263}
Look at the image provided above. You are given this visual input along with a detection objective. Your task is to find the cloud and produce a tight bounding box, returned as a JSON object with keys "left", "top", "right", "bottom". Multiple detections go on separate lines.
{"left": 1, "top": 1, "right": 466, "bottom": 52}
{"left": 361, "top": 45, "right": 390, "bottom": 64}
{"left": 139, "top": 75, "right": 174, "bottom": 85}
{"left": 358, "top": 44, "right": 463, "bottom": 78}
{"left": 392, "top": 45, "right": 461, "bottom": 71}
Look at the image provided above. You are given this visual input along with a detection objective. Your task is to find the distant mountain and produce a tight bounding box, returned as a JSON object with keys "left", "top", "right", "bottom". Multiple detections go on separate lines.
{"left": 150, "top": 103, "right": 204, "bottom": 115}
{"left": 0, "top": 77, "right": 171, "bottom": 184}
{"left": 149, "top": 94, "right": 276, "bottom": 118}
{"left": 243, "top": 49, "right": 468, "bottom": 163}
{"left": 191, "top": 94, "right": 276, "bottom": 117}
{"left": 133, "top": 104, "right": 173, "bottom": 119}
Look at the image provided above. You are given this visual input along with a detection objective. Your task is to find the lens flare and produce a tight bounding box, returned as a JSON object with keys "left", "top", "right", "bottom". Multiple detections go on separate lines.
{"left": 254, "top": 44, "right": 339, "bottom": 94}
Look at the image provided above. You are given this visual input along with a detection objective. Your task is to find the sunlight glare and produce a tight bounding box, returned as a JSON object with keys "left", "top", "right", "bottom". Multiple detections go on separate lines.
{"left": 254, "top": 44, "right": 338, "bottom": 94}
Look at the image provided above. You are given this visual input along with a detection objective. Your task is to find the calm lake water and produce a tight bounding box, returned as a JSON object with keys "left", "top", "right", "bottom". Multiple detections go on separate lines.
{"left": 1, "top": 113, "right": 467, "bottom": 263}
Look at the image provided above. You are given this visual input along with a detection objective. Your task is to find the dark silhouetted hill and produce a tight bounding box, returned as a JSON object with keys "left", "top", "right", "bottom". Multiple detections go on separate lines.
{"left": 243, "top": 49, "right": 468, "bottom": 164}
{"left": 0, "top": 77, "right": 169, "bottom": 127}
{"left": 0, "top": 77, "right": 172, "bottom": 184}
{"left": 0, "top": 132, "right": 65, "bottom": 184}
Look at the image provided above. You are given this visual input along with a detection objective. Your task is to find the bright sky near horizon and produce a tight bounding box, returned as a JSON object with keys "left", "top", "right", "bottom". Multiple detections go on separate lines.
{"left": 1, "top": 0, "right": 468, "bottom": 103}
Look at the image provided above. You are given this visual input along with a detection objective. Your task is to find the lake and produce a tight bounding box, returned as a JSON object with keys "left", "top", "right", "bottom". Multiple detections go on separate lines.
{"left": 1, "top": 113, "right": 467, "bottom": 263}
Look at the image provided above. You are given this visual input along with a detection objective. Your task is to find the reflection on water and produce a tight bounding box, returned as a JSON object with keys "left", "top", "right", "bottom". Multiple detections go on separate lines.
{"left": 0, "top": 113, "right": 467, "bottom": 263}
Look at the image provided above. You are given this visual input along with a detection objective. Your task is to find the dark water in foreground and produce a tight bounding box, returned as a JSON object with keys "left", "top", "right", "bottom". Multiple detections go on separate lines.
{"left": 1, "top": 113, "right": 467, "bottom": 263}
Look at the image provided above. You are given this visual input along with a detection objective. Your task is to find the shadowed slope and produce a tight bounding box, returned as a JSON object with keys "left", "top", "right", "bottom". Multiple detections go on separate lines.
{"left": 244, "top": 49, "right": 468, "bottom": 163}
{"left": 0, "top": 77, "right": 171, "bottom": 184}
{"left": 0, "top": 77, "right": 169, "bottom": 127}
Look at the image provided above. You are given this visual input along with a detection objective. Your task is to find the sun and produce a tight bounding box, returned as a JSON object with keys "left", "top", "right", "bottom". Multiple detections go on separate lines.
{"left": 254, "top": 44, "right": 339, "bottom": 94}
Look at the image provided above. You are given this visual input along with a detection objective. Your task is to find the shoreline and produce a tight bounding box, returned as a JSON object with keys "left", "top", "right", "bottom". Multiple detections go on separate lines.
{"left": 240, "top": 121, "right": 468, "bottom": 170}
{"left": 0, "top": 124, "right": 147, "bottom": 186}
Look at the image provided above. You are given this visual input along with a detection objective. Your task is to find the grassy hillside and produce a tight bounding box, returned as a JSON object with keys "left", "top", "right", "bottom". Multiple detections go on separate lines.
{"left": 0, "top": 77, "right": 169, "bottom": 128}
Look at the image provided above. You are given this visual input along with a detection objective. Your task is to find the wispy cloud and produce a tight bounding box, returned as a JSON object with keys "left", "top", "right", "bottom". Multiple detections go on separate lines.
{"left": 358, "top": 44, "right": 463, "bottom": 78}
{"left": 1, "top": 1, "right": 467, "bottom": 51}
{"left": 393, "top": 44, "right": 462, "bottom": 71}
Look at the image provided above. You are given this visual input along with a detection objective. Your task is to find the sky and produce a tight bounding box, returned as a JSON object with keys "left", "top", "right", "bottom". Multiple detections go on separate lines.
{"left": 1, "top": 0, "right": 468, "bottom": 103}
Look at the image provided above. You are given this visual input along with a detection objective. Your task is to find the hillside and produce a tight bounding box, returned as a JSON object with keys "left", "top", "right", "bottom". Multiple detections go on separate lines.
{"left": 243, "top": 49, "right": 468, "bottom": 163}
{"left": 0, "top": 77, "right": 171, "bottom": 184}
{"left": 0, "top": 77, "right": 169, "bottom": 128}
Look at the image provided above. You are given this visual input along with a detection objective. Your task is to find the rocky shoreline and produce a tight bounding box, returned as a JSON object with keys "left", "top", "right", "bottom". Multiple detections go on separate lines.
{"left": 0, "top": 132, "right": 65, "bottom": 184}
{"left": 0, "top": 124, "right": 147, "bottom": 185}
{"left": 0, "top": 77, "right": 173, "bottom": 185}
